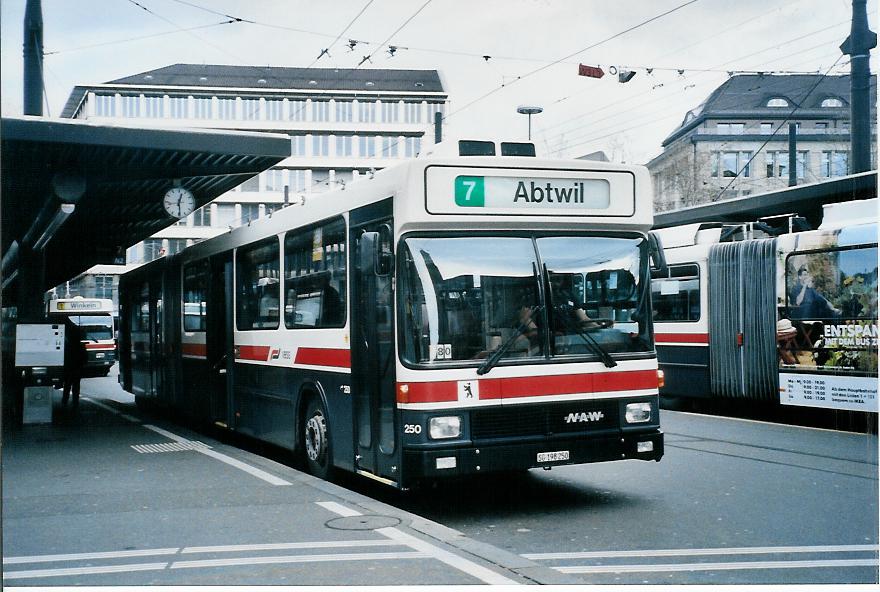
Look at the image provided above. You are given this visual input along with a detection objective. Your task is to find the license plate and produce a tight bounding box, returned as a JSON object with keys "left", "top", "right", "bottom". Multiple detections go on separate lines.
{"left": 95, "top": 353, "right": 105, "bottom": 359}
{"left": 537, "top": 450, "right": 570, "bottom": 463}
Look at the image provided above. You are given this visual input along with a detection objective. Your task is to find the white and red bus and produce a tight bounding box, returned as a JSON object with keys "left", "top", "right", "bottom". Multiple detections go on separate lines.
{"left": 119, "top": 139, "right": 666, "bottom": 488}
{"left": 47, "top": 297, "right": 116, "bottom": 377}
{"left": 652, "top": 198, "right": 878, "bottom": 414}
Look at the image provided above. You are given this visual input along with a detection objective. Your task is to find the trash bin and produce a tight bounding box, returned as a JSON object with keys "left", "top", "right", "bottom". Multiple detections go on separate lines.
{"left": 22, "top": 386, "right": 54, "bottom": 424}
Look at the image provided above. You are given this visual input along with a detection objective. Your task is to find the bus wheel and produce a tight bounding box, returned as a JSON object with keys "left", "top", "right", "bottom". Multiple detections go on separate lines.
{"left": 303, "top": 398, "right": 333, "bottom": 480}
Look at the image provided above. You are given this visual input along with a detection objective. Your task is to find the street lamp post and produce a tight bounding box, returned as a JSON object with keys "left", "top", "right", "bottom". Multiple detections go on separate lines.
{"left": 516, "top": 105, "right": 543, "bottom": 140}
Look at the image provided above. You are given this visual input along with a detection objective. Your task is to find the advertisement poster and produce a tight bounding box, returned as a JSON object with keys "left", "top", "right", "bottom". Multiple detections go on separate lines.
{"left": 777, "top": 238, "right": 878, "bottom": 412}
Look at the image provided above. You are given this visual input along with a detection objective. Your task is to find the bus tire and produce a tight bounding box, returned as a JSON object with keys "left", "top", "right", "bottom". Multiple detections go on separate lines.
{"left": 303, "top": 397, "right": 333, "bottom": 481}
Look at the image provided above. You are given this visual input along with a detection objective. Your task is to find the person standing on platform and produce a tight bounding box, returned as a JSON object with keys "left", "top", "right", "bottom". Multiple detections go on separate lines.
{"left": 62, "top": 320, "right": 86, "bottom": 406}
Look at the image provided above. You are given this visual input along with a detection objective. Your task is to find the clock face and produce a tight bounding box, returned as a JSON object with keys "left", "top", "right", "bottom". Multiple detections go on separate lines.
{"left": 163, "top": 187, "right": 196, "bottom": 219}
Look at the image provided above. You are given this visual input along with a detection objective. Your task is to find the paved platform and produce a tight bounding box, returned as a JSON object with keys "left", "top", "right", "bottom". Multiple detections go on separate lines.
{"left": 2, "top": 377, "right": 574, "bottom": 587}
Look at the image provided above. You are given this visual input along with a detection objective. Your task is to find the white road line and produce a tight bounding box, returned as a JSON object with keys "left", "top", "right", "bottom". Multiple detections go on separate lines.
{"left": 556, "top": 558, "right": 879, "bottom": 574}
{"left": 169, "top": 551, "right": 428, "bottom": 569}
{"left": 316, "top": 501, "right": 519, "bottom": 585}
{"left": 524, "top": 543, "right": 880, "bottom": 560}
{"left": 4, "top": 548, "right": 179, "bottom": 565}
{"left": 666, "top": 409, "right": 875, "bottom": 435}
{"left": 3, "top": 562, "right": 169, "bottom": 580}
{"left": 181, "top": 540, "right": 402, "bottom": 554}
{"left": 315, "top": 501, "right": 362, "bottom": 517}
{"left": 143, "top": 424, "right": 291, "bottom": 486}
{"left": 81, "top": 397, "right": 139, "bottom": 423}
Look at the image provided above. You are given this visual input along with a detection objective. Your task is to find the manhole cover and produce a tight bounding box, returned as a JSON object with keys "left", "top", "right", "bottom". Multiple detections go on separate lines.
{"left": 325, "top": 515, "right": 401, "bottom": 530}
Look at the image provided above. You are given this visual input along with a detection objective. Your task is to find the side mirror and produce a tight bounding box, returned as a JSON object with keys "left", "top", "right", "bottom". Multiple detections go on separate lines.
{"left": 648, "top": 232, "right": 668, "bottom": 277}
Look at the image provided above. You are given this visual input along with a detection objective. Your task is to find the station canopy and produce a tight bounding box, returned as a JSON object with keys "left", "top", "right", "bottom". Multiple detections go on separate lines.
{"left": 653, "top": 171, "right": 877, "bottom": 230}
{"left": 1, "top": 116, "right": 291, "bottom": 292}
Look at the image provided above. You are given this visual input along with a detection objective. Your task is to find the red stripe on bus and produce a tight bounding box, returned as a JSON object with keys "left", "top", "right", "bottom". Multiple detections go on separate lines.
{"left": 237, "top": 345, "right": 271, "bottom": 361}
{"left": 182, "top": 343, "right": 207, "bottom": 357}
{"left": 84, "top": 343, "right": 115, "bottom": 351}
{"left": 655, "top": 333, "right": 709, "bottom": 344}
{"left": 294, "top": 348, "right": 351, "bottom": 368}
{"left": 398, "top": 369, "right": 659, "bottom": 404}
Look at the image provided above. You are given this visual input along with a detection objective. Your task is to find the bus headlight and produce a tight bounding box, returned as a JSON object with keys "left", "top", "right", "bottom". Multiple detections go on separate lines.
{"left": 429, "top": 416, "right": 461, "bottom": 439}
{"left": 625, "top": 402, "right": 652, "bottom": 423}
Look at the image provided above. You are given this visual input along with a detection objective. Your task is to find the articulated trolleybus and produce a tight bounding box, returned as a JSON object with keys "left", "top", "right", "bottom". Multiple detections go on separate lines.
{"left": 652, "top": 198, "right": 878, "bottom": 413}
{"left": 119, "top": 140, "right": 665, "bottom": 489}
{"left": 48, "top": 297, "right": 117, "bottom": 377}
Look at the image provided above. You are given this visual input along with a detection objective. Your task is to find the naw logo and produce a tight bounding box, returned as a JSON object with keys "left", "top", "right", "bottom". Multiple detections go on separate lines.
{"left": 564, "top": 411, "right": 605, "bottom": 424}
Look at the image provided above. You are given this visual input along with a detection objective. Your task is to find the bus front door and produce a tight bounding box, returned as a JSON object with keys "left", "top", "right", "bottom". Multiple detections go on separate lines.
{"left": 352, "top": 225, "right": 398, "bottom": 484}
{"left": 207, "top": 253, "right": 233, "bottom": 427}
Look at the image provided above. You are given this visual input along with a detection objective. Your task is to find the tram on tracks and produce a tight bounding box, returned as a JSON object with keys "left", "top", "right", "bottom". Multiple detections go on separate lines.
{"left": 119, "top": 139, "right": 667, "bottom": 489}
{"left": 652, "top": 198, "right": 878, "bottom": 413}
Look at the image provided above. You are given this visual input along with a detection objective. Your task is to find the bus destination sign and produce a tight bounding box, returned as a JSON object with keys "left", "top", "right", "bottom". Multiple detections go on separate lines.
{"left": 424, "top": 166, "right": 636, "bottom": 217}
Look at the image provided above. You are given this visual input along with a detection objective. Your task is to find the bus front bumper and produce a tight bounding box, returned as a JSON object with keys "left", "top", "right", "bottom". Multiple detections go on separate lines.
{"left": 403, "top": 430, "right": 664, "bottom": 479}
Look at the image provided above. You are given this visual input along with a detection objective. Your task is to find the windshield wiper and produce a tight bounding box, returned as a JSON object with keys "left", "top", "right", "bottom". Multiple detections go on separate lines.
{"left": 476, "top": 305, "right": 541, "bottom": 376}
{"left": 553, "top": 307, "right": 617, "bottom": 368}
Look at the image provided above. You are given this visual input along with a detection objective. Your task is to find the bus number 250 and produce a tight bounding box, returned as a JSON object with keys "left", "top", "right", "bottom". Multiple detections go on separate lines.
{"left": 403, "top": 424, "right": 422, "bottom": 434}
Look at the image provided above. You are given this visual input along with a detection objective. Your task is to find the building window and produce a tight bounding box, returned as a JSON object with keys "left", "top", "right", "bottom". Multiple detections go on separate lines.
{"left": 121, "top": 95, "right": 140, "bottom": 118}
{"left": 815, "top": 122, "right": 828, "bottom": 130}
{"left": 767, "top": 97, "right": 789, "bottom": 107}
{"left": 144, "top": 95, "right": 164, "bottom": 118}
{"left": 404, "top": 102, "right": 422, "bottom": 123}
{"left": 821, "top": 97, "right": 844, "bottom": 108}
{"left": 264, "top": 169, "right": 284, "bottom": 191}
{"left": 192, "top": 206, "right": 211, "bottom": 227}
{"left": 94, "top": 94, "right": 116, "bottom": 116}
{"left": 359, "top": 135, "right": 376, "bottom": 157}
{"left": 284, "top": 217, "right": 346, "bottom": 329}
{"left": 404, "top": 136, "right": 421, "bottom": 158}
{"left": 289, "top": 100, "right": 307, "bottom": 121}
{"left": 290, "top": 135, "right": 306, "bottom": 156}
{"left": 289, "top": 170, "right": 306, "bottom": 192}
{"left": 239, "top": 174, "right": 260, "bottom": 192}
{"left": 264, "top": 203, "right": 281, "bottom": 216}
{"left": 218, "top": 98, "right": 236, "bottom": 120}
{"left": 715, "top": 151, "right": 752, "bottom": 177}
{"left": 265, "top": 99, "right": 283, "bottom": 120}
{"left": 821, "top": 151, "right": 848, "bottom": 177}
{"left": 166, "top": 239, "right": 188, "bottom": 256}
{"left": 93, "top": 275, "right": 115, "bottom": 300}
{"left": 169, "top": 96, "right": 188, "bottom": 118}
{"left": 193, "top": 97, "right": 212, "bottom": 119}
{"left": 716, "top": 122, "right": 744, "bottom": 134}
{"left": 142, "top": 239, "right": 164, "bottom": 262}
{"left": 429, "top": 102, "right": 446, "bottom": 119}
{"left": 760, "top": 122, "right": 773, "bottom": 134}
{"left": 766, "top": 151, "right": 808, "bottom": 178}
{"left": 242, "top": 98, "right": 261, "bottom": 120}
{"left": 381, "top": 136, "right": 399, "bottom": 158}
{"left": 336, "top": 135, "right": 353, "bottom": 157}
{"left": 381, "top": 101, "right": 399, "bottom": 123}
{"left": 236, "top": 238, "right": 280, "bottom": 331}
{"left": 216, "top": 204, "right": 237, "bottom": 227}
{"left": 312, "top": 134, "right": 329, "bottom": 156}
{"left": 312, "top": 101, "right": 330, "bottom": 122}
{"left": 358, "top": 101, "right": 376, "bottom": 123}
{"left": 241, "top": 203, "right": 260, "bottom": 223}
{"left": 336, "top": 101, "right": 353, "bottom": 122}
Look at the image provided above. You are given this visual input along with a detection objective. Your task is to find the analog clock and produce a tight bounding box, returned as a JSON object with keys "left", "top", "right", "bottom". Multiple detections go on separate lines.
{"left": 163, "top": 186, "right": 196, "bottom": 219}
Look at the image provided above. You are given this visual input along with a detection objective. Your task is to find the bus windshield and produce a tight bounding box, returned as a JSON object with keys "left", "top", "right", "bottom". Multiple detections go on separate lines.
{"left": 70, "top": 315, "right": 114, "bottom": 341}
{"left": 400, "top": 234, "right": 651, "bottom": 367}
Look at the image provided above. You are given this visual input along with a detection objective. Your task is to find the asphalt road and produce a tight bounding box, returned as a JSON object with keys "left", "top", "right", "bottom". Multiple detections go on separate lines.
{"left": 8, "top": 368, "right": 878, "bottom": 586}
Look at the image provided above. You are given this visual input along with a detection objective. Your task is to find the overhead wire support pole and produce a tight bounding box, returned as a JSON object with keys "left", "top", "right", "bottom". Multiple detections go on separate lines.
{"left": 840, "top": 0, "right": 876, "bottom": 174}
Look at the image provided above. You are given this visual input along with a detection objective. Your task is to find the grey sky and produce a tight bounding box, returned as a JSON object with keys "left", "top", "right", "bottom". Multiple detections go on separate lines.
{"left": 1, "top": 0, "right": 875, "bottom": 164}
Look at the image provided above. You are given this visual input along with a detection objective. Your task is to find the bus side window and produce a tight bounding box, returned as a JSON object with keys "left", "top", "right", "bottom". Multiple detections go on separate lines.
{"left": 236, "top": 238, "right": 280, "bottom": 331}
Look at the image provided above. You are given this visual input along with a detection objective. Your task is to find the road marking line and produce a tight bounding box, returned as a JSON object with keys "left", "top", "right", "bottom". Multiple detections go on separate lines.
{"left": 666, "top": 409, "right": 874, "bottom": 435}
{"left": 4, "top": 548, "right": 179, "bottom": 565}
{"left": 143, "top": 424, "right": 291, "bottom": 486}
{"left": 317, "top": 501, "right": 519, "bottom": 585}
{"left": 556, "top": 558, "right": 879, "bottom": 574}
{"left": 181, "top": 540, "right": 403, "bottom": 554}
{"left": 3, "top": 562, "right": 169, "bottom": 580}
{"left": 525, "top": 543, "right": 880, "bottom": 560}
{"left": 81, "top": 397, "right": 139, "bottom": 423}
{"left": 170, "top": 551, "right": 429, "bottom": 569}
